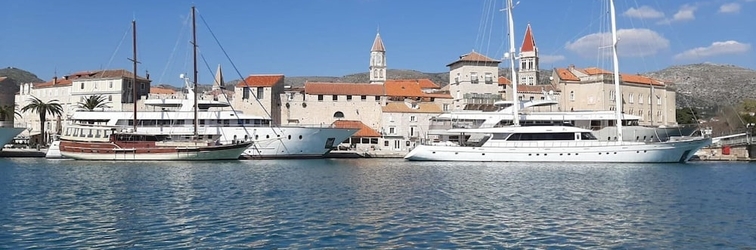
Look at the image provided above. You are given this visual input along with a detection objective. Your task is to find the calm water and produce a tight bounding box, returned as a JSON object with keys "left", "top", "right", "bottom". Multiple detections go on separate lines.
{"left": 0, "top": 158, "right": 755, "bottom": 249}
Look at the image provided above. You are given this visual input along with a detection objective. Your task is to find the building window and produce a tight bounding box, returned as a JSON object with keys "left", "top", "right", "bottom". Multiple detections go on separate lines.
{"left": 375, "top": 96, "right": 380, "bottom": 101}
{"left": 384, "top": 140, "right": 389, "bottom": 147}
{"left": 528, "top": 61, "right": 533, "bottom": 70}
{"left": 527, "top": 76, "right": 534, "bottom": 85}
{"left": 257, "top": 87, "right": 264, "bottom": 99}
{"left": 108, "top": 95, "right": 112, "bottom": 101}
{"left": 470, "top": 72, "right": 479, "bottom": 84}
{"left": 410, "top": 126, "right": 416, "bottom": 137}
{"left": 484, "top": 73, "right": 493, "bottom": 84}
{"left": 410, "top": 116, "right": 416, "bottom": 122}
{"left": 529, "top": 96, "right": 534, "bottom": 101}
{"left": 80, "top": 83, "right": 84, "bottom": 89}
{"left": 609, "top": 90, "right": 615, "bottom": 101}
{"left": 389, "top": 127, "right": 395, "bottom": 134}
{"left": 318, "top": 95, "right": 324, "bottom": 101}
{"left": 332, "top": 95, "right": 338, "bottom": 101}
{"left": 333, "top": 111, "right": 344, "bottom": 118}
{"left": 657, "top": 96, "right": 661, "bottom": 105}
{"left": 346, "top": 95, "right": 352, "bottom": 101}
{"left": 639, "top": 94, "right": 643, "bottom": 104}
{"left": 443, "top": 104, "right": 449, "bottom": 111}
{"left": 520, "top": 77, "right": 526, "bottom": 84}
{"left": 242, "top": 87, "right": 250, "bottom": 99}
{"left": 141, "top": 83, "right": 145, "bottom": 90}
{"left": 109, "top": 81, "right": 113, "bottom": 88}
{"left": 521, "top": 62, "right": 526, "bottom": 69}
{"left": 629, "top": 93, "right": 634, "bottom": 103}
{"left": 570, "top": 91, "right": 575, "bottom": 101}
{"left": 361, "top": 95, "right": 366, "bottom": 101}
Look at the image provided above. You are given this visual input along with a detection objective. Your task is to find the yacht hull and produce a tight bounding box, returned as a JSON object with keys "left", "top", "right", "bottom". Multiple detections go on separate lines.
{"left": 0, "top": 127, "right": 24, "bottom": 148}
{"left": 405, "top": 137, "right": 712, "bottom": 163}
{"left": 59, "top": 141, "right": 251, "bottom": 161}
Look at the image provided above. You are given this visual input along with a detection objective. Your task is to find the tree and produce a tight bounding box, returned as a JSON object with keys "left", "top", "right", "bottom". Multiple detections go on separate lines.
{"left": 21, "top": 96, "right": 63, "bottom": 146}
{"left": 0, "top": 104, "right": 21, "bottom": 122}
{"left": 676, "top": 108, "right": 699, "bottom": 125}
{"left": 77, "top": 94, "right": 110, "bottom": 111}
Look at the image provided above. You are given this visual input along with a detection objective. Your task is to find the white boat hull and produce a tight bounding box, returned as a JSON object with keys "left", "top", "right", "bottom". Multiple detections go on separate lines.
{"left": 405, "top": 137, "right": 712, "bottom": 163}
{"left": 0, "top": 127, "right": 24, "bottom": 148}
{"left": 45, "top": 141, "right": 64, "bottom": 159}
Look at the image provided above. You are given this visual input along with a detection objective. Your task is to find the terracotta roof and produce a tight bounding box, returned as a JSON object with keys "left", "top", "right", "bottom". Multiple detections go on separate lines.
{"left": 386, "top": 79, "right": 439, "bottom": 89}
{"left": 385, "top": 81, "right": 426, "bottom": 98}
{"left": 423, "top": 92, "right": 453, "bottom": 99}
{"left": 620, "top": 74, "right": 664, "bottom": 86}
{"left": 150, "top": 87, "right": 176, "bottom": 94}
{"left": 68, "top": 69, "right": 150, "bottom": 81}
{"left": 236, "top": 74, "right": 284, "bottom": 88}
{"left": 382, "top": 102, "right": 443, "bottom": 113}
{"left": 305, "top": 82, "right": 385, "bottom": 96}
{"left": 555, "top": 68, "right": 579, "bottom": 81}
{"left": 332, "top": 120, "right": 381, "bottom": 137}
{"left": 518, "top": 84, "right": 560, "bottom": 94}
{"left": 555, "top": 66, "right": 664, "bottom": 86}
{"left": 447, "top": 51, "right": 501, "bottom": 66}
{"left": 33, "top": 77, "right": 73, "bottom": 89}
{"left": 371, "top": 33, "right": 385, "bottom": 52}
{"left": 498, "top": 76, "right": 511, "bottom": 85}
{"left": 520, "top": 24, "right": 536, "bottom": 53}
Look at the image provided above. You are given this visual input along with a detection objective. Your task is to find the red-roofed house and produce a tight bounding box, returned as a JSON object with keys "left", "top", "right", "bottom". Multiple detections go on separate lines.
{"left": 551, "top": 65, "right": 676, "bottom": 126}
{"left": 446, "top": 50, "right": 502, "bottom": 111}
{"left": 232, "top": 74, "right": 285, "bottom": 125}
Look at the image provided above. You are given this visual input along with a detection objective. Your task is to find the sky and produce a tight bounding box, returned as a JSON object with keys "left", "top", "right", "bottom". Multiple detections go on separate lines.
{"left": 1, "top": 0, "right": 754, "bottom": 86}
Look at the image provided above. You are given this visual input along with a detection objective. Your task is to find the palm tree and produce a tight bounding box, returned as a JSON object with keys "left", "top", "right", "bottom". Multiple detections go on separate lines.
{"left": 0, "top": 104, "right": 21, "bottom": 122}
{"left": 77, "top": 94, "right": 110, "bottom": 111}
{"left": 21, "top": 96, "right": 63, "bottom": 146}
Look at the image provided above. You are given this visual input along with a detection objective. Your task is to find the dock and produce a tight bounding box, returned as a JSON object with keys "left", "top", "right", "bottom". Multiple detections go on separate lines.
{"left": 0, "top": 148, "right": 47, "bottom": 158}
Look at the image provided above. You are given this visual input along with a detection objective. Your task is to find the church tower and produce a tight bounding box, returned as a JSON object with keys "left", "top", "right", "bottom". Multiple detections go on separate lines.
{"left": 518, "top": 24, "right": 539, "bottom": 86}
{"left": 369, "top": 32, "right": 386, "bottom": 84}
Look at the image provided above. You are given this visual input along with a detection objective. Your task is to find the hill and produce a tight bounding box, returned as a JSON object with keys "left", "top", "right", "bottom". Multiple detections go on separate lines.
{"left": 0, "top": 67, "right": 44, "bottom": 85}
{"left": 644, "top": 63, "right": 756, "bottom": 109}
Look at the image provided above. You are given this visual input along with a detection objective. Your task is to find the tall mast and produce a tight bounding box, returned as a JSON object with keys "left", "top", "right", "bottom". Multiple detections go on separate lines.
{"left": 609, "top": 0, "right": 623, "bottom": 142}
{"left": 506, "top": 0, "right": 519, "bottom": 126}
{"left": 192, "top": 6, "right": 198, "bottom": 137}
{"left": 131, "top": 20, "right": 138, "bottom": 132}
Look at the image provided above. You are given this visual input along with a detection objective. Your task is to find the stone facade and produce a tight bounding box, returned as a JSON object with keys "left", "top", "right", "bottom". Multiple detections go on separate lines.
{"left": 446, "top": 51, "right": 501, "bottom": 110}
{"left": 553, "top": 66, "right": 676, "bottom": 126}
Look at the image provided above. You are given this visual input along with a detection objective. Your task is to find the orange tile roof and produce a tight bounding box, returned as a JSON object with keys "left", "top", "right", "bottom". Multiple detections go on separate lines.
{"left": 150, "top": 87, "right": 176, "bottom": 94}
{"left": 583, "top": 67, "right": 611, "bottom": 75}
{"left": 555, "top": 68, "right": 579, "bottom": 81}
{"left": 332, "top": 120, "right": 381, "bottom": 137}
{"left": 620, "top": 74, "right": 664, "bottom": 86}
{"left": 518, "top": 84, "right": 561, "bottom": 94}
{"left": 498, "top": 76, "right": 511, "bottom": 85}
{"left": 69, "top": 69, "right": 150, "bottom": 81}
{"left": 386, "top": 79, "right": 439, "bottom": 89}
{"left": 305, "top": 82, "right": 385, "bottom": 96}
{"left": 382, "top": 102, "right": 443, "bottom": 113}
{"left": 33, "top": 78, "right": 73, "bottom": 89}
{"left": 520, "top": 24, "right": 536, "bottom": 52}
{"left": 237, "top": 74, "right": 284, "bottom": 88}
{"left": 423, "top": 92, "right": 453, "bottom": 99}
{"left": 385, "top": 81, "right": 426, "bottom": 98}
{"left": 447, "top": 51, "right": 501, "bottom": 66}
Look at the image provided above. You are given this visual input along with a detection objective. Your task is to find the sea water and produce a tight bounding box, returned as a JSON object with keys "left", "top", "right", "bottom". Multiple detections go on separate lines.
{"left": 0, "top": 158, "right": 754, "bottom": 249}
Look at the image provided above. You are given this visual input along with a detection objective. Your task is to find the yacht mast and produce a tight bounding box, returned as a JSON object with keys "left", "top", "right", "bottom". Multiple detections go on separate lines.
{"left": 130, "top": 20, "right": 138, "bottom": 132}
{"left": 610, "top": 0, "right": 623, "bottom": 142}
{"left": 192, "top": 6, "right": 199, "bottom": 137}
{"left": 506, "top": 0, "right": 519, "bottom": 126}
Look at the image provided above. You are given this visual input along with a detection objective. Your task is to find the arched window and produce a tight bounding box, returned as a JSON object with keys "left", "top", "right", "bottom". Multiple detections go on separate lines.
{"left": 333, "top": 111, "right": 344, "bottom": 119}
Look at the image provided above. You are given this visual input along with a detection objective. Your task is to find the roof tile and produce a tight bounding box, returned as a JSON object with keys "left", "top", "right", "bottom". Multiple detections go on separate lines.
{"left": 332, "top": 120, "right": 381, "bottom": 137}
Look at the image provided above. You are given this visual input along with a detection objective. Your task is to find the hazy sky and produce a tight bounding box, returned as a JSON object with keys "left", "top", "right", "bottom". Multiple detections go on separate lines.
{"left": 1, "top": 0, "right": 754, "bottom": 86}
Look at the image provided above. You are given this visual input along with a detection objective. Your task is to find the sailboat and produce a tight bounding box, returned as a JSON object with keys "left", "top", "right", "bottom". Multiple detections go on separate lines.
{"left": 58, "top": 9, "right": 252, "bottom": 161}
{"left": 404, "top": 0, "right": 711, "bottom": 163}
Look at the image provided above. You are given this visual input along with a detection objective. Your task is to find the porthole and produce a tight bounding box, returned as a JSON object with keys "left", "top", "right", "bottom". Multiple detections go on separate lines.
{"left": 288, "top": 135, "right": 291, "bottom": 140}
{"left": 266, "top": 135, "right": 270, "bottom": 139}
{"left": 528, "top": 153, "right": 532, "bottom": 156}
{"left": 599, "top": 152, "right": 602, "bottom": 155}
{"left": 299, "top": 135, "right": 303, "bottom": 140}
{"left": 482, "top": 153, "right": 485, "bottom": 156}
{"left": 643, "top": 150, "right": 647, "bottom": 153}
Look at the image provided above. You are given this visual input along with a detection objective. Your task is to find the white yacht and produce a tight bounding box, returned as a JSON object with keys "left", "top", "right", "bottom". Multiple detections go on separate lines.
{"left": 64, "top": 79, "right": 357, "bottom": 159}
{"left": 0, "top": 127, "right": 24, "bottom": 148}
{"left": 428, "top": 98, "right": 698, "bottom": 143}
{"left": 404, "top": 0, "right": 711, "bottom": 163}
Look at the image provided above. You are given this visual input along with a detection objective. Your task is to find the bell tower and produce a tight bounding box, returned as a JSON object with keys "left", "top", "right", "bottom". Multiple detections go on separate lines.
{"left": 518, "top": 24, "right": 539, "bottom": 86}
{"left": 369, "top": 32, "right": 386, "bottom": 84}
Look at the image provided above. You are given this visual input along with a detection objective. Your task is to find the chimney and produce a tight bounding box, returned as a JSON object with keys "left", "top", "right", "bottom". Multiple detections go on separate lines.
{"left": 53, "top": 76, "right": 57, "bottom": 85}
{"left": 64, "top": 75, "right": 69, "bottom": 80}
{"left": 146, "top": 70, "right": 150, "bottom": 80}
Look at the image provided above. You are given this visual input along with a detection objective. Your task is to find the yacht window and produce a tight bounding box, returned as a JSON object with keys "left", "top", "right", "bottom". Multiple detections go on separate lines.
{"left": 581, "top": 132, "right": 597, "bottom": 140}
{"left": 491, "top": 133, "right": 511, "bottom": 140}
{"left": 507, "top": 132, "right": 575, "bottom": 141}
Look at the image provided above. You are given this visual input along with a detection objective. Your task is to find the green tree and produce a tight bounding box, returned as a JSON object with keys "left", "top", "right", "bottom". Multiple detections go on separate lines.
{"left": 676, "top": 108, "right": 699, "bottom": 125}
{"left": 0, "top": 104, "right": 21, "bottom": 122}
{"left": 21, "top": 96, "right": 63, "bottom": 146}
{"left": 77, "top": 94, "right": 110, "bottom": 111}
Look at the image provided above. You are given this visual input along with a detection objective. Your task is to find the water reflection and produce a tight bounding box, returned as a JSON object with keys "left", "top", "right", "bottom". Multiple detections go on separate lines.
{"left": 0, "top": 158, "right": 755, "bottom": 248}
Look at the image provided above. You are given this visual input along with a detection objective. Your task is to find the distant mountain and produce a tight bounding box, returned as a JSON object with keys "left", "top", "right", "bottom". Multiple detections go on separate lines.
{"left": 644, "top": 63, "right": 756, "bottom": 108}
{"left": 0, "top": 67, "right": 44, "bottom": 85}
